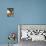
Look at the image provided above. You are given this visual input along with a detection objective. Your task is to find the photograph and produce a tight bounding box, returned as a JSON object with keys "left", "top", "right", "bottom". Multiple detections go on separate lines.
{"left": 7, "top": 8, "right": 14, "bottom": 17}
{"left": 18, "top": 24, "right": 46, "bottom": 46}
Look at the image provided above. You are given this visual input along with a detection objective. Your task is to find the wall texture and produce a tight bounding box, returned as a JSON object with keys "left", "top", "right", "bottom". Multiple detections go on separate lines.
{"left": 21, "top": 25, "right": 46, "bottom": 30}
{"left": 0, "top": 0, "right": 46, "bottom": 44}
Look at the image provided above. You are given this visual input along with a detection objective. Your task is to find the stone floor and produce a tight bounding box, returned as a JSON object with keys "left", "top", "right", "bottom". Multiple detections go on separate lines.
{"left": 0, "top": 40, "right": 46, "bottom": 46}
{"left": 19, "top": 40, "right": 46, "bottom": 46}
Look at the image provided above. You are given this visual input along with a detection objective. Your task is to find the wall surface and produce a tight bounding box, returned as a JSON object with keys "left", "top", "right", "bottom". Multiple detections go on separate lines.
{"left": 0, "top": 0, "right": 46, "bottom": 44}
{"left": 21, "top": 25, "right": 46, "bottom": 30}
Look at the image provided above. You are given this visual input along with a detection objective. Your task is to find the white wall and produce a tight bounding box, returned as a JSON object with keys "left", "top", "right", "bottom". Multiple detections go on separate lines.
{"left": 21, "top": 25, "right": 46, "bottom": 30}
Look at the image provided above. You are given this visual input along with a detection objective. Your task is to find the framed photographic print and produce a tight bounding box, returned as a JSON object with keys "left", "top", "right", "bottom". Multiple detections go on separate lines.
{"left": 7, "top": 8, "right": 14, "bottom": 17}
{"left": 18, "top": 24, "right": 46, "bottom": 41}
